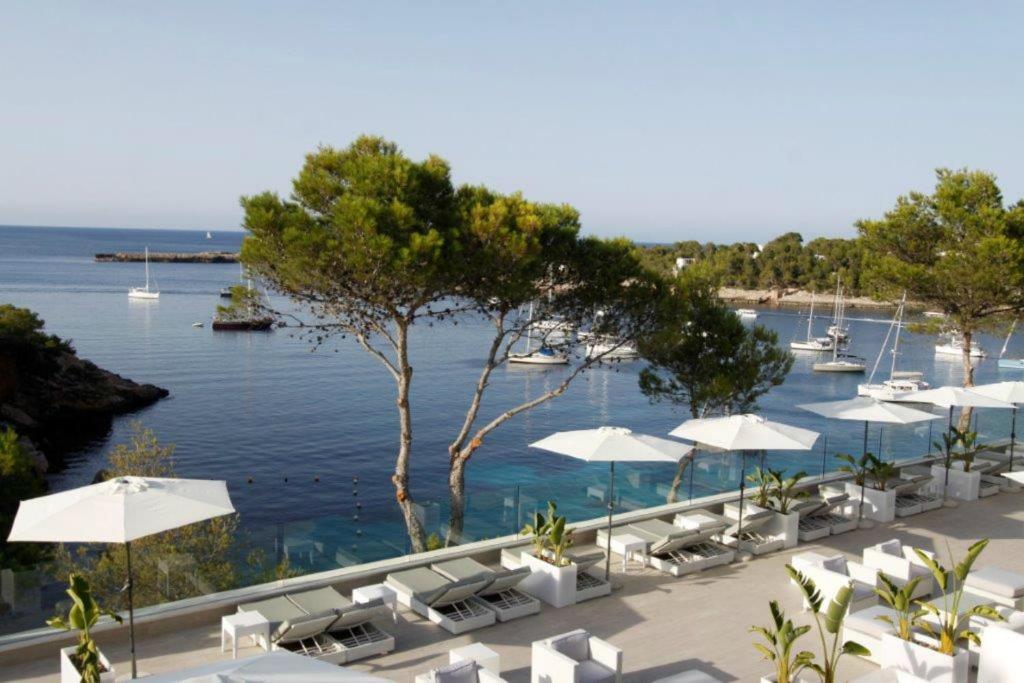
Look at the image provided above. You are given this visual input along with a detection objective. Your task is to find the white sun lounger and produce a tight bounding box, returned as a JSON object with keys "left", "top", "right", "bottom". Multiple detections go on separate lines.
{"left": 719, "top": 503, "right": 785, "bottom": 555}
{"left": 596, "top": 515, "right": 733, "bottom": 576}
{"left": 499, "top": 544, "right": 611, "bottom": 603}
{"left": 386, "top": 567, "right": 495, "bottom": 634}
{"left": 431, "top": 557, "right": 540, "bottom": 621}
{"left": 238, "top": 595, "right": 347, "bottom": 664}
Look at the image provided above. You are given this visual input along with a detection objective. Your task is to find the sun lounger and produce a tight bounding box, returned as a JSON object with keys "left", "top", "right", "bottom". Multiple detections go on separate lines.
{"left": 563, "top": 548, "right": 612, "bottom": 601}
{"left": 238, "top": 595, "right": 347, "bottom": 664}
{"left": 965, "top": 566, "right": 1024, "bottom": 609}
{"left": 789, "top": 497, "right": 831, "bottom": 542}
{"left": 598, "top": 516, "right": 732, "bottom": 577}
{"left": 431, "top": 557, "right": 540, "bottom": 621}
{"left": 386, "top": 567, "right": 495, "bottom": 634}
{"left": 719, "top": 504, "right": 785, "bottom": 555}
{"left": 890, "top": 475, "right": 939, "bottom": 516}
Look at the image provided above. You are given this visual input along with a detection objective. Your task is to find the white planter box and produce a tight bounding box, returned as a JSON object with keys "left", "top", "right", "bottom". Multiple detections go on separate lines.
{"left": 845, "top": 483, "right": 896, "bottom": 523}
{"left": 931, "top": 465, "right": 980, "bottom": 501}
{"left": 879, "top": 633, "right": 969, "bottom": 683}
{"left": 764, "top": 510, "right": 800, "bottom": 549}
{"left": 760, "top": 674, "right": 813, "bottom": 683}
{"left": 518, "top": 552, "right": 577, "bottom": 608}
{"left": 60, "top": 645, "right": 115, "bottom": 683}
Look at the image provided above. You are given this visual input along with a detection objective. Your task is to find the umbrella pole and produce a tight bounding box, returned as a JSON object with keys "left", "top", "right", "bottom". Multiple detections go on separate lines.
{"left": 126, "top": 540, "right": 137, "bottom": 679}
{"left": 859, "top": 421, "right": 869, "bottom": 523}
{"left": 737, "top": 452, "right": 748, "bottom": 541}
{"left": 1010, "top": 408, "right": 1017, "bottom": 473}
{"left": 944, "top": 406, "right": 953, "bottom": 496}
{"left": 605, "top": 462, "right": 615, "bottom": 581}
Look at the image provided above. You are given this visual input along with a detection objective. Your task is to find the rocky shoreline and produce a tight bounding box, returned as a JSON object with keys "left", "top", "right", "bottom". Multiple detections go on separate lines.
{"left": 718, "top": 286, "right": 905, "bottom": 309}
{"left": 95, "top": 251, "right": 239, "bottom": 263}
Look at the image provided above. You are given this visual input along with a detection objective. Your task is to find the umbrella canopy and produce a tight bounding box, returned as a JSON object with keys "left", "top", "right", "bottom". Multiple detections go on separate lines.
{"left": 887, "top": 385, "right": 1014, "bottom": 409}
{"left": 797, "top": 396, "right": 941, "bottom": 425}
{"left": 144, "top": 650, "right": 389, "bottom": 682}
{"left": 529, "top": 426, "right": 694, "bottom": 463}
{"left": 530, "top": 426, "right": 693, "bottom": 579}
{"left": 668, "top": 414, "right": 819, "bottom": 451}
{"left": 970, "top": 381, "right": 1024, "bottom": 405}
{"left": 8, "top": 476, "right": 235, "bottom": 543}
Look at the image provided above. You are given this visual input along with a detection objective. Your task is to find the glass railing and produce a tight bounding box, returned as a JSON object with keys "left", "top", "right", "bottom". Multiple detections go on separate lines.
{"left": 1, "top": 407, "right": 1014, "bottom": 640}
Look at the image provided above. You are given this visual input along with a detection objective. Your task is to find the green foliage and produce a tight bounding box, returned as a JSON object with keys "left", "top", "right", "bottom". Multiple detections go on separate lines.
{"left": 749, "top": 600, "right": 814, "bottom": 683}
{"left": 520, "top": 501, "right": 574, "bottom": 565}
{"left": 950, "top": 428, "right": 986, "bottom": 473}
{"left": 47, "top": 573, "right": 122, "bottom": 683}
{"left": 858, "top": 168, "right": 1024, "bottom": 386}
{"left": 866, "top": 457, "right": 896, "bottom": 491}
{"left": 216, "top": 284, "right": 266, "bottom": 322}
{"left": 425, "top": 533, "right": 443, "bottom": 551}
{"left": 0, "top": 426, "right": 46, "bottom": 569}
{"left": 638, "top": 267, "right": 793, "bottom": 420}
{"left": 912, "top": 540, "right": 1002, "bottom": 654}
{"left": 932, "top": 431, "right": 959, "bottom": 473}
{"left": 546, "top": 513, "right": 574, "bottom": 567}
{"left": 747, "top": 466, "right": 774, "bottom": 508}
{"left": 53, "top": 425, "right": 239, "bottom": 610}
{"left": 520, "top": 509, "right": 550, "bottom": 558}
{"left": 838, "top": 452, "right": 893, "bottom": 490}
{"left": 769, "top": 469, "right": 809, "bottom": 514}
{"left": 0, "top": 304, "right": 73, "bottom": 371}
{"left": 785, "top": 565, "right": 870, "bottom": 683}
{"left": 874, "top": 573, "right": 926, "bottom": 641}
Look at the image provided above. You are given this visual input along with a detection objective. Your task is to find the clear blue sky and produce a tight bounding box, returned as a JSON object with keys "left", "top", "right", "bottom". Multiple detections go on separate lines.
{"left": 2, "top": 2, "right": 1022, "bottom": 242}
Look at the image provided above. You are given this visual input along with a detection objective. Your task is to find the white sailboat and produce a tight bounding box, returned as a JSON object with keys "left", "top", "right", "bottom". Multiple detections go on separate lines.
{"left": 205, "top": 231, "right": 212, "bottom": 239}
{"left": 735, "top": 308, "right": 758, "bottom": 319}
{"left": 858, "top": 293, "right": 929, "bottom": 398}
{"left": 508, "top": 302, "right": 569, "bottom": 365}
{"left": 999, "top": 320, "right": 1024, "bottom": 369}
{"left": 128, "top": 247, "right": 160, "bottom": 299}
{"left": 813, "top": 283, "right": 865, "bottom": 373}
{"left": 790, "top": 292, "right": 835, "bottom": 352}
{"left": 586, "top": 337, "right": 639, "bottom": 360}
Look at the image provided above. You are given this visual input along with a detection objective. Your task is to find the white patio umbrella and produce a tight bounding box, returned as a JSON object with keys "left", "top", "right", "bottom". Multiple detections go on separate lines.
{"left": 668, "top": 415, "right": 819, "bottom": 541}
{"left": 8, "top": 476, "right": 235, "bottom": 679}
{"left": 797, "top": 397, "right": 940, "bottom": 524}
{"left": 529, "top": 426, "right": 694, "bottom": 580}
{"left": 888, "top": 386, "right": 1014, "bottom": 501}
{"left": 144, "top": 650, "right": 389, "bottom": 682}
{"left": 970, "top": 381, "right": 1024, "bottom": 472}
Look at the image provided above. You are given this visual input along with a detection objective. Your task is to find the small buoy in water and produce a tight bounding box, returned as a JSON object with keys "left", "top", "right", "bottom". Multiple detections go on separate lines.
{"left": 356, "top": 529, "right": 363, "bottom": 536}
{"left": 247, "top": 477, "right": 253, "bottom": 484}
{"left": 352, "top": 514, "right": 359, "bottom": 521}
{"left": 352, "top": 476, "right": 359, "bottom": 484}
{"left": 356, "top": 501, "right": 362, "bottom": 509}
{"left": 314, "top": 475, "right": 320, "bottom": 482}
{"left": 192, "top": 322, "right": 204, "bottom": 328}
{"left": 352, "top": 489, "right": 358, "bottom": 496}
{"left": 284, "top": 476, "right": 288, "bottom": 483}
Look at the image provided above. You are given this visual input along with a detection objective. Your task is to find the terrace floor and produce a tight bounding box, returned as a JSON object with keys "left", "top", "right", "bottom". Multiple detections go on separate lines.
{"left": 7, "top": 492, "right": 1024, "bottom": 682}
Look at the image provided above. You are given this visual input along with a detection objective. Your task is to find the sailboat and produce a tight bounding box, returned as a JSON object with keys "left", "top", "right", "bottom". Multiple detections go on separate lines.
{"left": 826, "top": 280, "right": 851, "bottom": 343}
{"left": 128, "top": 247, "right": 160, "bottom": 299}
{"left": 790, "top": 292, "right": 835, "bottom": 352}
{"left": 205, "top": 231, "right": 212, "bottom": 239}
{"left": 508, "top": 302, "right": 568, "bottom": 365}
{"left": 813, "top": 284, "right": 865, "bottom": 373}
{"left": 998, "top": 320, "right": 1024, "bottom": 369}
{"left": 586, "top": 336, "right": 639, "bottom": 360}
{"left": 858, "top": 293, "right": 929, "bottom": 397}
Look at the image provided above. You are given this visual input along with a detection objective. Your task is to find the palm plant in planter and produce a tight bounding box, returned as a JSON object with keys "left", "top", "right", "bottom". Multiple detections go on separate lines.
{"left": 546, "top": 513, "right": 575, "bottom": 566}
{"left": 769, "top": 470, "right": 809, "bottom": 514}
{"left": 48, "top": 573, "right": 122, "bottom": 683}
{"left": 785, "top": 565, "right": 870, "bottom": 683}
{"left": 865, "top": 456, "right": 896, "bottom": 491}
{"left": 748, "top": 466, "right": 774, "bottom": 508}
{"left": 952, "top": 428, "right": 986, "bottom": 473}
{"left": 836, "top": 452, "right": 870, "bottom": 487}
{"left": 521, "top": 505, "right": 553, "bottom": 558}
{"left": 750, "top": 600, "right": 814, "bottom": 683}
{"left": 874, "top": 574, "right": 926, "bottom": 640}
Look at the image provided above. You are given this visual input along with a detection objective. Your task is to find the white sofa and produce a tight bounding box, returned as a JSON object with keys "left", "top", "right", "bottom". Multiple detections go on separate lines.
{"left": 531, "top": 629, "right": 622, "bottom": 683}
{"left": 790, "top": 552, "right": 878, "bottom": 613}
{"left": 861, "top": 539, "right": 935, "bottom": 599}
{"left": 415, "top": 660, "right": 507, "bottom": 683}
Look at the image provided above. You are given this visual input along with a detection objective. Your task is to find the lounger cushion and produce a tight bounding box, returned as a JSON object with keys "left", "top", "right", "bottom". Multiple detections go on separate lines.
{"left": 332, "top": 600, "right": 387, "bottom": 629}
{"left": 433, "top": 556, "right": 493, "bottom": 583}
{"left": 876, "top": 539, "right": 902, "bottom": 557}
{"left": 675, "top": 511, "right": 729, "bottom": 531}
{"left": 286, "top": 586, "right": 352, "bottom": 613}
{"left": 567, "top": 550, "right": 605, "bottom": 571}
{"left": 482, "top": 567, "right": 530, "bottom": 595}
{"left": 821, "top": 555, "right": 848, "bottom": 575}
{"left": 386, "top": 567, "right": 451, "bottom": 605}
{"left": 549, "top": 630, "right": 590, "bottom": 661}
{"left": 273, "top": 610, "right": 337, "bottom": 643}
{"left": 431, "top": 660, "right": 478, "bottom": 683}
{"left": 239, "top": 596, "right": 305, "bottom": 631}
{"left": 577, "top": 660, "right": 617, "bottom": 683}
{"left": 966, "top": 567, "right": 1024, "bottom": 599}
{"left": 846, "top": 606, "right": 898, "bottom": 640}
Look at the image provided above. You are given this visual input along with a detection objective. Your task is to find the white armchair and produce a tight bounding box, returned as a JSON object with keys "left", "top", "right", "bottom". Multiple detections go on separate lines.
{"left": 977, "top": 626, "right": 1024, "bottom": 683}
{"left": 415, "top": 660, "right": 507, "bottom": 683}
{"left": 792, "top": 552, "right": 878, "bottom": 613}
{"left": 531, "top": 629, "right": 622, "bottom": 683}
{"left": 862, "top": 539, "right": 935, "bottom": 598}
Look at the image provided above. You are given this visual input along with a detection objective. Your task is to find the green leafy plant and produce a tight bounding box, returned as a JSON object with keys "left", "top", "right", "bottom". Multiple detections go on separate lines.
{"left": 750, "top": 600, "right": 814, "bottom": 683}
{"left": 786, "top": 565, "right": 870, "bottom": 683}
{"left": 748, "top": 466, "right": 774, "bottom": 508}
{"left": 874, "top": 574, "right": 926, "bottom": 641}
{"left": 835, "top": 452, "right": 870, "bottom": 486}
{"left": 951, "top": 428, "right": 987, "bottom": 473}
{"left": 912, "top": 539, "right": 1002, "bottom": 654}
{"left": 546, "top": 513, "right": 575, "bottom": 567}
{"left": 932, "top": 432, "right": 958, "bottom": 474}
{"left": 865, "top": 455, "right": 896, "bottom": 491}
{"left": 520, "top": 507, "right": 552, "bottom": 558}
{"left": 770, "top": 469, "right": 809, "bottom": 514}
{"left": 47, "top": 573, "right": 123, "bottom": 683}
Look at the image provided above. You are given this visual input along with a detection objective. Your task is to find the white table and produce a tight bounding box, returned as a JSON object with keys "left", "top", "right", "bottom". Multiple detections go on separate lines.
{"left": 352, "top": 583, "right": 398, "bottom": 623}
{"left": 604, "top": 532, "right": 648, "bottom": 572}
{"left": 220, "top": 611, "right": 269, "bottom": 659}
{"left": 450, "top": 642, "right": 501, "bottom": 675}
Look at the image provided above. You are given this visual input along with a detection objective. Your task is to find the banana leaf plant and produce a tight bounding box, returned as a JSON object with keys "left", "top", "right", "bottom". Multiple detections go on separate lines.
{"left": 912, "top": 539, "right": 1003, "bottom": 654}
{"left": 521, "top": 503, "right": 553, "bottom": 558}
{"left": 952, "top": 428, "right": 987, "bottom": 473}
{"left": 785, "top": 565, "right": 870, "bottom": 683}
{"left": 873, "top": 574, "right": 926, "bottom": 640}
{"left": 547, "top": 514, "right": 575, "bottom": 566}
{"left": 770, "top": 469, "right": 809, "bottom": 514}
{"left": 835, "top": 452, "right": 870, "bottom": 487}
{"left": 865, "top": 456, "right": 896, "bottom": 491}
{"left": 750, "top": 600, "right": 814, "bottom": 683}
{"left": 748, "top": 466, "right": 774, "bottom": 508}
{"left": 932, "top": 431, "right": 958, "bottom": 474}
{"left": 47, "top": 573, "right": 123, "bottom": 683}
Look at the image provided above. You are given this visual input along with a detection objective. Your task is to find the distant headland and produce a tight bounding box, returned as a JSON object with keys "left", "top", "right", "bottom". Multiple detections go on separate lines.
{"left": 94, "top": 251, "right": 240, "bottom": 263}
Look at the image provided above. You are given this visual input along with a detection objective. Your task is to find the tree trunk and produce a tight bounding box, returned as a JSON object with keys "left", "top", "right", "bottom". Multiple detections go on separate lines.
{"left": 665, "top": 457, "right": 691, "bottom": 503}
{"left": 446, "top": 456, "right": 468, "bottom": 545}
{"left": 392, "top": 322, "right": 427, "bottom": 553}
{"left": 959, "top": 328, "right": 976, "bottom": 431}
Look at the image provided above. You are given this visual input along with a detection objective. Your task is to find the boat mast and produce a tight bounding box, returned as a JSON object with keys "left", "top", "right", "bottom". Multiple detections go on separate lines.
{"left": 1001, "top": 320, "right": 1017, "bottom": 359}
{"left": 889, "top": 291, "right": 907, "bottom": 379}
{"left": 523, "top": 301, "right": 534, "bottom": 354}
{"left": 866, "top": 295, "right": 900, "bottom": 384}
{"left": 144, "top": 247, "right": 150, "bottom": 291}
{"left": 806, "top": 292, "right": 815, "bottom": 341}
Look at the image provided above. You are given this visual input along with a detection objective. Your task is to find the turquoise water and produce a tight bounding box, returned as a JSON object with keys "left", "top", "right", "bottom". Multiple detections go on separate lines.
{"left": 1, "top": 225, "right": 1020, "bottom": 634}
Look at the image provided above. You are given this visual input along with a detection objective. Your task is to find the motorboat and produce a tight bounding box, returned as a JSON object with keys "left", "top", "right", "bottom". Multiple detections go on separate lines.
{"left": 191, "top": 321, "right": 205, "bottom": 328}
{"left": 923, "top": 311, "right": 945, "bottom": 319}
{"left": 935, "top": 335, "right": 985, "bottom": 358}
{"left": 735, "top": 308, "right": 757, "bottom": 319}
{"left": 586, "top": 339, "right": 639, "bottom": 360}
{"left": 128, "top": 247, "right": 160, "bottom": 299}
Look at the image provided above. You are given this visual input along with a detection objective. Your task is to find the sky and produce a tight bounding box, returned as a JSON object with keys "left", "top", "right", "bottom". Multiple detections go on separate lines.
{"left": 1, "top": 2, "right": 1023, "bottom": 243}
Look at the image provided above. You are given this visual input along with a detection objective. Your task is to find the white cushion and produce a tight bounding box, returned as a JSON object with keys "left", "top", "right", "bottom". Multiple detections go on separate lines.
{"left": 876, "top": 539, "right": 902, "bottom": 557}
{"left": 967, "top": 567, "right": 1024, "bottom": 598}
{"left": 550, "top": 631, "right": 590, "bottom": 662}
{"left": 432, "top": 660, "right": 478, "bottom": 683}
{"left": 822, "top": 555, "right": 849, "bottom": 575}
{"left": 577, "top": 659, "right": 616, "bottom": 683}
{"left": 846, "top": 606, "right": 898, "bottom": 640}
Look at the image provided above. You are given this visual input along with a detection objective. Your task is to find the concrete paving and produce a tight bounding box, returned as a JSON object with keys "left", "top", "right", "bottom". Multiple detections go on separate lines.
{"left": 4, "top": 492, "right": 1022, "bottom": 682}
